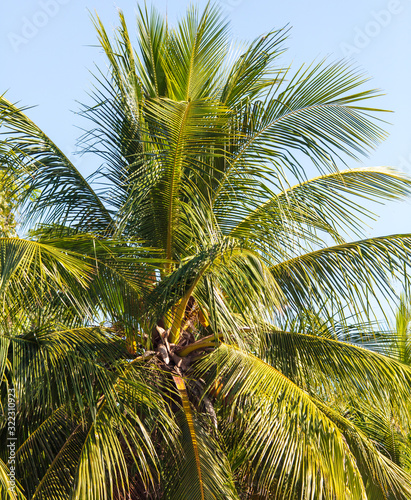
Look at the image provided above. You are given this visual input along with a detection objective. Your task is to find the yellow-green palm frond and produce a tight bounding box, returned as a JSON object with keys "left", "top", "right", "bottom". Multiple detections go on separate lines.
{"left": 0, "top": 457, "right": 25, "bottom": 500}
{"left": 262, "top": 330, "right": 411, "bottom": 416}
{"left": 0, "top": 97, "right": 114, "bottom": 234}
{"left": 270, "top": 234, "right": 411, "bottom": 319}
{"left": 196, "top": 343, "right": 371, "bottom": 499}
{"left": 163, "top": 375, "right": 240, "bottom": 500}
{"left": 229, "top": 167, "right": 411, "bottom": 249}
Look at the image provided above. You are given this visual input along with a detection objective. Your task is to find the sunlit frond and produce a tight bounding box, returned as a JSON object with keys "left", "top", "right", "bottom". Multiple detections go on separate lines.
{"left": 0, "top": 97, "right": 114, "bottom": 233}
{"left": 0, "top": 457, "right": 25, "bottom": 500}
{"left": 166, "top": 375, "right": 239, "bottom": 500}
{"left": 196, "top": 343, "right": 368, "bottom": 499}
{"left": 262, "top": 329, "right": 411, "bottom": 414}
{"left": 270, "top": 234, "right": 411, "bottom": 319}
{"left": 229, "top": 167, "right": 411, "bottom": 246}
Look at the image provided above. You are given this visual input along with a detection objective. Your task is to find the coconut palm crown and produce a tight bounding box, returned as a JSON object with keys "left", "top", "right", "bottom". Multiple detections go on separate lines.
{"left": 1, "top": 3, "right": 411, "bottom": 499}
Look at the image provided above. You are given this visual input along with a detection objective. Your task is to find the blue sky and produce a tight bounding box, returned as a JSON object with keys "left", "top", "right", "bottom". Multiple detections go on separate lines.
{"left": 1, "top": 0, "right": 411, "bottom": 239}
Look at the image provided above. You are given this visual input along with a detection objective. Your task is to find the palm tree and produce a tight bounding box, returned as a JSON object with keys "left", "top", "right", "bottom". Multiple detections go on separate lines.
{"left": 2, "top": 3, "right": 411, "bottom": 498}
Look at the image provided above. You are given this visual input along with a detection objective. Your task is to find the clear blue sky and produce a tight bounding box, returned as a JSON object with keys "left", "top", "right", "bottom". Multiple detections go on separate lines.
{"left": 1, "top": 0, "right": 411, "bottom": 239}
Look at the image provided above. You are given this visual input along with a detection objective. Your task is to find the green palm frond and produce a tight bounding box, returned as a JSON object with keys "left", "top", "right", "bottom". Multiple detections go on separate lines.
{"left": 0, "top": 237, "right": 95, "bottom": 320}
{"left": 148, "top": 237, "right": 283, "bottom": 345}
{"left": 139, "top": 96, "right": 227, "bottom": 258}
{"left": 0, "top": 97, "right": 114, "bottom": 234}
{"left": 262, "top": 330, "right": 411, "bottom": 414}
{"left": 313, "top": 398, "right": 411, "bottom": 499}
{"left": 2, "top": 325, "right": 177, "bottom": 499}
{"left": 135, "top": 4, "right": 167, "bottom": 97}
{"left": 161, "top": 3, "right": 230, "bottom": 101}
{"left": 196, "top": 343, "right": 369, "bottom": 499}
{"left": 16, "top": 407, "right": 77, "bottom": 497}
{"left": 4, "top": 326, "right": 122, "bottom": 421}
{"left": 390, "top": 295, "right": 411, "bottom": 364}
{"left": 92, "top": 11, "right": 143, "bottom": 105}
{"left": 1, "top": 232, "right": 170, "bottom": 332}
{"left": 85, "top": 11, "right": 145, "bottom": 220}
{"left": 24, "top": 419, "right": 85, "bottom": 500}
{"left": 348, "top": 294, "right": 411, "bottom": 363}
{"left": 220, "top": 27, "right": 288, "bottom": 107}
{"left": 270, "top": 234, "right": 411, "bottom": 318}
{"left": 168, "top": 375, "right": 239, "bottom": 500}
{"left": 212, "top": 61, "right": 387, "bottom": 212}
{"left": 0, "top": 458, "right": 25, "bottom": 500}
{"left": 229, "top": 167, "right": 411, "bottom": 246}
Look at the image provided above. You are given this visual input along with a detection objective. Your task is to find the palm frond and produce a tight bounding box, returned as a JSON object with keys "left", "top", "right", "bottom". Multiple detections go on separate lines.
{"left": 0, "top": 97, "right": 114, "bottom": 233}
{"left": 0, "top": 458, "right": 25, "bottom": 500}
{"left": 270, "top": 234, "right": 411, "bottom": 319}
{"left": 262, "top": 329, "right": 411, "bottom": 415}
{"left": 220, "top": 27, "right": 288, "bottom": 106}
{"left": 148, "top": 237, "right": 283, "bottom": 346}
{"left": 314, "top": 398, "right": 411, "bottom": 499}
{"left": 0, "top": 237, "right": 95, "bottom": 320}
{"left": 229, "top": 167, "right": 411, "bottom": 245}
{"left": 135, "top": 4, "right": 167, "bottom": 97}
{"left": 162, "top": 3, "right": 230, "bottom": 101}
{"left": 196, "top": 343, "right": 368, "bottom": 499}
{"left": 167, "top": 375, "right": 239, "bottom": 500}
{"left": 212, "top": 61, "right": 387, "bottom": 217}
